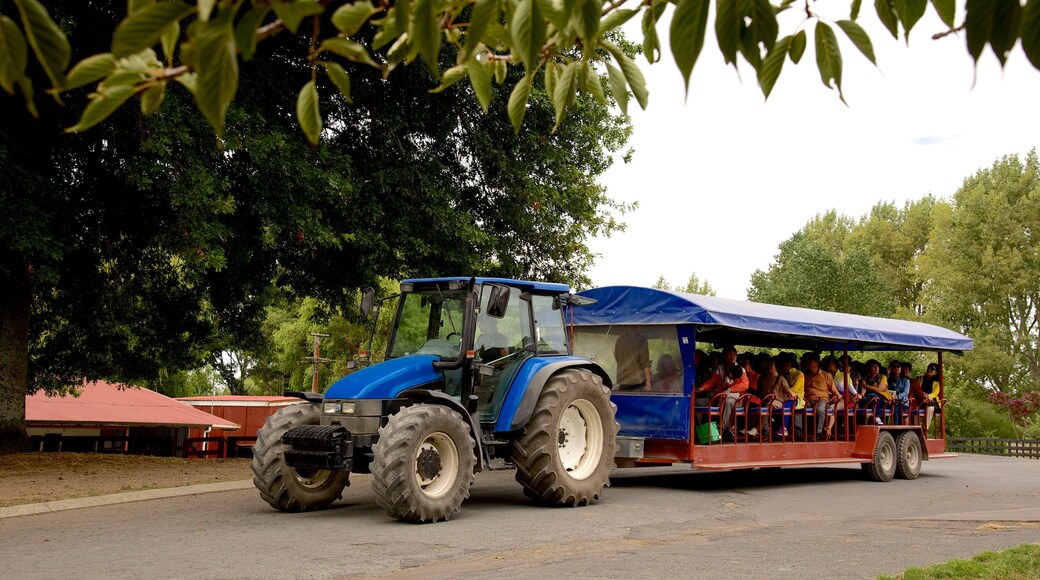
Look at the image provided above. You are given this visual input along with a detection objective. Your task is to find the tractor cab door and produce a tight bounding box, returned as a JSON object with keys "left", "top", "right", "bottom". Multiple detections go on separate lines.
{"left": 474, "top": 285, "right": 532, "bottom": 418}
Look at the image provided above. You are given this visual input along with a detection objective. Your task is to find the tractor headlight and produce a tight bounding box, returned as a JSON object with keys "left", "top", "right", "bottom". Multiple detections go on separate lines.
{"left": 323, "top": 401, "right": 356, "bottom": 415}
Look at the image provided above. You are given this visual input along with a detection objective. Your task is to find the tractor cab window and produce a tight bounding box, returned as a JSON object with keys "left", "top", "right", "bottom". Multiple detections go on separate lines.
{"left": 388, "top": 286, "right": 467, "bottom": 359}
{"left": 532, "top": 294, "right": 568, "bottom": 355}
{"left": 476, "top": 284, "right": 532, "bottom": 418}
{"left": 571, "top": 325, "right": 685, "bottom": 394}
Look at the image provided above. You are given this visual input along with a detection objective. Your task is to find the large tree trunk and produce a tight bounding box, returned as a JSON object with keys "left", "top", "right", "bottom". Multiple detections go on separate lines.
{"left": 0, "top": 258, "right": 30, "bottom": 454}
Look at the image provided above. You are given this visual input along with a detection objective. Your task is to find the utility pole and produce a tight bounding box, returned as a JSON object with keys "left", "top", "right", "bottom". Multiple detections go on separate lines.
{"left": 300, "top": 332, "right": 334, "bottom": 393}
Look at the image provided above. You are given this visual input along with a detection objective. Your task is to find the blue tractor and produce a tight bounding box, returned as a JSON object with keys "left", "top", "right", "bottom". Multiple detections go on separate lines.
{"left": 251, "top": 277, "right": 618, "bottom": 522}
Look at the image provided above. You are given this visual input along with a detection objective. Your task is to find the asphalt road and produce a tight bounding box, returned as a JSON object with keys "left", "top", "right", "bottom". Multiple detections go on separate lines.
{"left": 3, "top": 454, "right": 1040, "bottom": 579}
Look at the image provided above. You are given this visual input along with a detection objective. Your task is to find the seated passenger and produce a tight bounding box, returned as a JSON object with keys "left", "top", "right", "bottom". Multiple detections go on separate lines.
{"left": 824, "top": 355, "right": 860, "bottom": 434}
{"left": 915, "top": 363, "right": 941, "bottom": 433}
{"left": 758, "top": 358, "right": 797, "bottom": 437}
{"left": 739, "top": 353, "right": 761, "bottom": 405}
{"left": 652, "top": 354, "right": 683, "bottom": 392}
{"left": 859, "top": 359, "right": 890, "bottom": 424}
{"left": 887, "top": 360, "right": 910, "bottom": 404}
{"left": 614, "top": 328, "right": 651, "bottom": 391}
{"left": 475, "top": 316, "right": 509, "bottom": 362}
{"left": 777, "top": 353, "right": 805, "bottom": 433}
{"left": 719, "top": 363, "right": 749, "bottom": 440}
{"left": 803, "top": 353, "right": 841, "bottom": 438}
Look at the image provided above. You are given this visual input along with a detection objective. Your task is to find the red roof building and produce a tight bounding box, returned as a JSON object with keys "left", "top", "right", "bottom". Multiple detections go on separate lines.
{"left": 26, "top": 380, "right": 239, "bottom": 456}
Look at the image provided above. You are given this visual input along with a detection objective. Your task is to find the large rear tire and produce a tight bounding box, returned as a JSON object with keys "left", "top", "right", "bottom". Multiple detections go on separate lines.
{"left": 864, "top": 430, "right": 897, "bottom": 482}
{"left": 251, "top": 403, "right": 349, "bottom": 512}
{"left": 511, "top": 369, "right": 619, "bottom": 506}
{"left": 371, "top": 404, "right": 476, "bottom": 523}
{"left": 895, "top": 431, "right": 923, "bottom": 480}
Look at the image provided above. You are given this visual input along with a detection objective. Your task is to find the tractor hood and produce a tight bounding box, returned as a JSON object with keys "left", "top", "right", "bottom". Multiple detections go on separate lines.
{"left": 324, "top": 354, "right": 442, "bottom": 400}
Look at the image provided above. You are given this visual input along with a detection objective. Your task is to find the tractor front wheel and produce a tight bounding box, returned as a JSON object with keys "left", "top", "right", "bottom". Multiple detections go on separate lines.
{"left": 371, "top": 404, "right": 476, "bottom": 523}
{"left": 512, "top": 369, "right": 619, "bottom": 506}
{"left": 251, "top": 403, "right": 349, "bottom": 512}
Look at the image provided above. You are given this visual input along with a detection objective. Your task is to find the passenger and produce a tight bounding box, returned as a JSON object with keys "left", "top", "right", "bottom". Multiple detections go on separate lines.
{"left": 693, "top": 349, "right": 708, "bottom": 384}
{"left": 614, "top": 328, "right": 651, "bottom": 392}
{"left": 777, "top": 353, "right": 805, "bottom": 433}
{"left": 758, "top": 358, "right": 796, "bottom": 437}
{"left": 695, "top": 347, "right": 745, "bottom": 436}
{"left": 719, "top": 363, "right": 749, "bottom": 440}
{"left": 915, "top": 363, "right": 941, "bottom": 433}
{"left": 739, "top": 353, "right": 761, "bottom": 405}
{"left": 859, "top": 359, "right": 890, "bottom": 424}
{"left": 475, "top": 316, "right": 509, "bottom": 361}
{"left": 887, "top": 360, "right": 910, "bottom": 403}
{"left": 803, "top": 353, "right": 841, "bottom": 438}
{"left": 824, "top": 355, "right": 860, "bottom": 434}
{"left": 652, "top": 353, "right": 683, "bottom": 392}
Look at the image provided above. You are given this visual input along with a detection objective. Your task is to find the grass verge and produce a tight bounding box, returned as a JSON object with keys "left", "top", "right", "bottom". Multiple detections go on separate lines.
{"left": 880, "top": 544, "right": 1040, "bottom": 579}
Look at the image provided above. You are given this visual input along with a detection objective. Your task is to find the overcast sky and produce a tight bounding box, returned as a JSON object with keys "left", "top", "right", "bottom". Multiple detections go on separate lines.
{"left": 585, "top": 4, "right": 1040, "bottom": 299}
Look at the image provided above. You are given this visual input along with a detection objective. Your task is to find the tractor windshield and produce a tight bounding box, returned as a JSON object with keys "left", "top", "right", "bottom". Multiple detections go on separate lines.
{"left": 387, "top": 286, "right": 467, "bottom": 359}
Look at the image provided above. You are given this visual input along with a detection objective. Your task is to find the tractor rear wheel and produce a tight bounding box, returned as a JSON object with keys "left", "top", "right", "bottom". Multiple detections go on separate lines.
{"left": 511, "top": 369, "right": 619, "bottom": 506}
{"left": 864, "top": 430, "right": 898, "bottom": 482}
{"left": 251, "top": 403, "right": 349, "bottom": 512}
{"left": 371, "top": 404, "right": 476, "bottom": 523}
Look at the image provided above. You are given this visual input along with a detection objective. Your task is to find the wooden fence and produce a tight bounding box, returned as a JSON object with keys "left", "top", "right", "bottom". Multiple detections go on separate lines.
{"left": 946, "top": 437, "right": 1040, "bottom": 459}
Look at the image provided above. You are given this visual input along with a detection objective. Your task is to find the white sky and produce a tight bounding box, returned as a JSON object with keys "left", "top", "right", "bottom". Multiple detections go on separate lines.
{"left": 586, "top": 2, "right": 1040, "bottom": 299}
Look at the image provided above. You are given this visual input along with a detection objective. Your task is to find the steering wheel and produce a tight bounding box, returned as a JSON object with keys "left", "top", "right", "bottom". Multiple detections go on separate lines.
{"left": 446, "top": 331, "right": 462, "bottom": 345}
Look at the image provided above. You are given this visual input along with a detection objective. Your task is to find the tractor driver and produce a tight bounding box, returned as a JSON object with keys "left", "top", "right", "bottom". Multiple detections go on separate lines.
{"left": 475, "top": 316, "right": 509, "bottom": 363}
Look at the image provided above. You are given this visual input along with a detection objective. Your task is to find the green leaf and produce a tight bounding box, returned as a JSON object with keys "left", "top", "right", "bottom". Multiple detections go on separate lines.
{"left": 462, "top": 0, "right": 497, "bottom": 62}
{"left": 65, "top": 85, "right": 136, "bottom": 133}
{"left": 510, "top": 0, "right": 546, "bottom": 73}
{"left": 174, "top": 71, "right": 196, "bottom": 93}
{"left": 851, "top": 0, "right": 863, "bottom": 20}
{"left": 320, "top": 61, "right": 353, "bottom": 103}
{"left": 759, "top": 35, "right": 789, "bottom": 99}
{"left": 0, "top": 15, "right": 28, "bottom": 95}
{"left": 13, "top": 0, "right": 71, "bottom": 89}
{"left": 197, "top": 0, "right": 217, "bottom": 22}
{"left": 965, "top": 0, "right": 996, "bottom": 62}
{"left": 319, "top": 38, "right": 381, "bottom": 68}
{"left": 583, "top": 64, "right": 606, "bottom": 104}
{"left": 467, "top": 57, "right": 492, "bottom": 111}
{"left": 128, "top": 0, "right": 155, "bottom": 14}
{"left": 893, "top": 0, "right": 927, "bottom": 42}
{"left": 931, "top": 0, "right": 955, "bottom": 28}
{"left": 605, "top": 60, "right": 628, "bottom": 114}
{"left": 234, "top": 7, "right": 269, "bottom": 62}
{"left": 111, "top": 1, "right": 194, "bottom": 57}
{"left": 535, "top": 0, "right": 567, "bottom": 31}
{"left": 507, "top": 73, "right": 533, "bottom": 133}
{"left": 875, "top": 0, "right": 899, "bottom": 39}
{"left": 544, "top": 59, "right": 557, "bottom": 98}
{"left": 410, "top": 0, "right": 440, "bottom": 70}
{"left": 579, "top": 0, "right": 601, "bottom": 55}
{"left": 601, "top": 8, "right": 638, "bottom": 32}
{"left": 749, "top": 0, "right": 779, "bottom": 52}
{"left": 332, "top": 1, "right": 378, "bottom": 36}
{"left": 604, "top": 41, "right": 647, "bottom": 109}
{"left": 64, "top": 53, "right": 118, "bottom": 90}
{"left": 160, "top": 23, "right": 179, "bottom": 64}
{"left": 296, "top": 80, "right": 322, "bottom": 147}
{"left": 16, "top": 75, "right": 36, "bottom": 117}
{"left": 789, "top": 29, "right": 806, "bottom": 63}
{"left": 185, "top": 18, "right": 239, "bottom": 137}
{"left": 670, "top": 0, "right": 709, "bottom": 94}
{"left": 715, "top": 0, "right": 740, "bottom": 66}
{"left": 989, "top": 0, "right": 1022, "bottom": 66}
{"left": 271, "top": 0, "right": 325, "bottom": 34}
{"left": 836, "top": 19, "right": 877, "bottom": 65}
{"left": 553, "top": 59, "right": 578, "bottom": 127}
{"left": 814, "top": 21, "right": 845, "bottom": 102}
{"left": 642, "top": 8, "right": 660, "bottom": 64}
{"left": 1024, "top": 0, "right": 1040, "bottom": 70}
{"left": 429, "top": 63, "right": 466, "bottom": 93}
{"left": 140, "top": 81, "right": 165, "bottom": 114}
{"left": 493, "top": 59, "right": 507, "bottom": 84}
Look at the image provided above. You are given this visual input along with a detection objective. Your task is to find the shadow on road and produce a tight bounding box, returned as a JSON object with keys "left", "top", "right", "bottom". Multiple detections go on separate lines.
{"left": 609, "top": 465, "right": 946, "bottom": 492}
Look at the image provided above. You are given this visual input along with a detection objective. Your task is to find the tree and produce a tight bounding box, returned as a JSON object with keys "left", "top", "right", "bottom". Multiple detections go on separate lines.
{"left": 918, "top": 151, "right": 1040, "bottom": 395}
{"left": 747, "top": 230, "right": 895, "bottom": 316}
{"left": 0, "top": 4, "right": 632, "bottom": 452}
{"left": 1, "top": 1, "right": 1039, "bottom": 144}
{"left": 653, "top": 273, "right": 715, "bottom": 295}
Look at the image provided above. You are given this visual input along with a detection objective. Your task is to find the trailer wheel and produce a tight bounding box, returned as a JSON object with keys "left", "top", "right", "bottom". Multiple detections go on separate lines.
{"left": 371, "top": 404, "right": 476, "bottom": 523}
{"left": 895, "top": 431, "right": 923, "bottom": 480}
{"left": 511, "top": 369, "right": 619, "bottom": 507}
{"left": 251, "top": 403, "right": 349, "bottom": 512}
{"left": 864, "top": 430, "right": 897, "bottom": 482}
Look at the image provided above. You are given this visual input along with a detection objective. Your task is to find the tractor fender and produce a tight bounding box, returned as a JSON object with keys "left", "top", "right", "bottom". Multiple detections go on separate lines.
{"left": 499, "top": 359, "right": 612, "bottom": 433}
{"left": 397, "top": 389, "right": 485, "bottom": 473}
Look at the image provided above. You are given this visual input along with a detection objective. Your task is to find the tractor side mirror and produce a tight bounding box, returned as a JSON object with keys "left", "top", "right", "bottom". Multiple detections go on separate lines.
{"left": 360, "top": 287, "right": 375, "bottom": 319}
{"left": 485, "top": 284, "right": 511, "bottom": 319}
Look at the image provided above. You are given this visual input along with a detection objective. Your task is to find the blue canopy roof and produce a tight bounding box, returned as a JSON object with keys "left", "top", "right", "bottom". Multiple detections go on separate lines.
{"left": 571, "top": 286, "right": 973, "bottom": 353}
